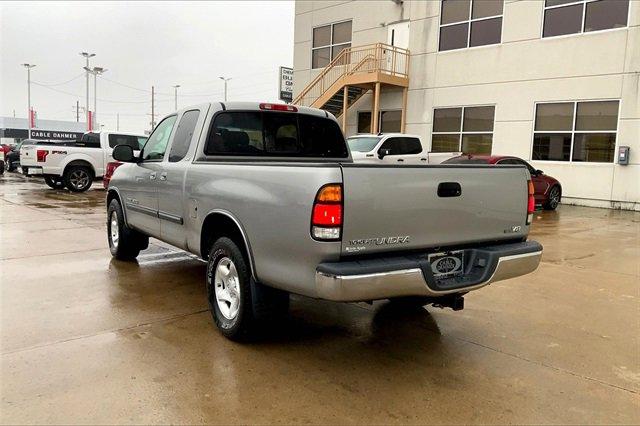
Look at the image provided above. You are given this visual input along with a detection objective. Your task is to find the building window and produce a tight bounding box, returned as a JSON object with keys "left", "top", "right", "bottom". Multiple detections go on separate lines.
{"left": 357, "top": 110, "right": 402, "bottom": 133}
{"left": 543, "top": 0, "right": 629, "bottom": 38}
{"left": 532, "top": 100, "right": 619, "bottom": 163}
{"left": 312, "top": 20, "right": 352, "bottom": 69}
{"left": 432, "top": 106, "right": 495, "bottom": 154}
{"left": 439, "top": 0, "right": 503, "bottom": 51}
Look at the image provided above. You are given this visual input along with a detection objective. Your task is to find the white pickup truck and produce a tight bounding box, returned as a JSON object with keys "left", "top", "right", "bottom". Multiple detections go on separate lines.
{"left": 347, "top": 133, "right": 460, "bottom": 164}
{"left": 21, "top": 131, "right": 147, "bottom": 191}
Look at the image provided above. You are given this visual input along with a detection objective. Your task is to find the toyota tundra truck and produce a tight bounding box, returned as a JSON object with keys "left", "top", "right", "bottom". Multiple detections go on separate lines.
{"left": 106, "top": 102, "right": 542, "bottom": 340}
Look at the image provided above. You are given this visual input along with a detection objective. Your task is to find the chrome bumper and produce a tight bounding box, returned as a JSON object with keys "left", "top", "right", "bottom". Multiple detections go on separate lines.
{"left": 315, "top": 242, "right": 542, "bottom": 302}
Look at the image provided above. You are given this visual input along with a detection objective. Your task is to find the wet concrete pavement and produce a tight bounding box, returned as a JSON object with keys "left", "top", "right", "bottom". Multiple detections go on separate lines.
{"left": 1, "top": 172, "right": 639, "bottom": 424}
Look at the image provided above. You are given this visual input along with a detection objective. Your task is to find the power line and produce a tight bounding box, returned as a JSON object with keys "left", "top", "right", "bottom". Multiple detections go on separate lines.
{"left": 32, "top": 73, "right": 84, "bottom": 87}
{"left": 31, "top": 82, "right": 168, "bottom": 104}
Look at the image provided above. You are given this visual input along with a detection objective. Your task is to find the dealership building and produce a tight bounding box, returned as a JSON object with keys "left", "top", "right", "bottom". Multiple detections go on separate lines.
{"left": 0, "top": 117, "right": 87, "bottom": 144}
{"left": 292, "top": 0, "right": 639, "bottom": 210}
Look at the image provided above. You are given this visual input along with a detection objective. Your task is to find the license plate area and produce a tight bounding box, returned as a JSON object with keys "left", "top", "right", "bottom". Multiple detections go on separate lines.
{"left": 428, "top": 250, "right": 464, "bottom": 278}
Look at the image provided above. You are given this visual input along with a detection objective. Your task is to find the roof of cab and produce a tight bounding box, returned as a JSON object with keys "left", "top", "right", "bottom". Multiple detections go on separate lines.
{"left": 213, "top": 101, "right": 329, "bottom": 118}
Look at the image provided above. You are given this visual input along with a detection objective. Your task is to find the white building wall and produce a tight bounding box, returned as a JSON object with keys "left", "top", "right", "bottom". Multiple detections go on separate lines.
{"left": 293, "top": 0, "right": 640, "bottom": 210}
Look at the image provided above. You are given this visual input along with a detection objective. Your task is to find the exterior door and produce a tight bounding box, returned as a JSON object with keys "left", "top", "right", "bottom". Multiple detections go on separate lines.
{"left": 378, "top": 137, "right": 425, "bottom": 164}
{"left": 123, "top": 116, "right": 177, "bottom": 235}
{"left": 386, "top": 21, "right": 410, "bottom": 73}
{"left": 157, "top": 108, "right": 205, "bottom": 248}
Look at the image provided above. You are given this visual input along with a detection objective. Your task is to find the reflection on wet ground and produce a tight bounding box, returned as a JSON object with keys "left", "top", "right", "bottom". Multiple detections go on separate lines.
{"left": 1, "top": 172, "right": 639, "bottom": 424}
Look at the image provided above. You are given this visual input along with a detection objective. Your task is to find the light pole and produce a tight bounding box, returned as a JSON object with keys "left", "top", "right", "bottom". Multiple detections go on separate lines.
{"left": 21, "top": 64, "right": 36, "bottom": 139}
{"left": 219, "top": 76, "right": 232, "bottom": 101}
{"left": 172, "top": 85, "right": 180, "bottom": 111}
{"left": 80, "top": 52, "right": 96, "bottom": 130}
{"left": 84, "top": 66, "right": 107, "bottom": 130}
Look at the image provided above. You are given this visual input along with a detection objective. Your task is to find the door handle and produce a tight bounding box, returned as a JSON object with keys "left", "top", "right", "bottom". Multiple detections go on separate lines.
{"left": 149, "top": 172, "right": 157, "bottom": 180}
{"left": 159, "top": 172, "right": 167, "bottom": 181}
{"left": 438, "top": 182, "right": 462, "bottom": 198}
{"left": 397, "top": 158, "right": 404, "bottom": 162}
{"left": 420, "top": 158, "right": 427, "bottom": 161}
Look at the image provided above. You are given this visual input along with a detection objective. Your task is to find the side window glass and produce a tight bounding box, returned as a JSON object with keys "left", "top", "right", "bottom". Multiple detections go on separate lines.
{"left": 379, "top": 138, "right": 402, "bottom": 155}
{"left": 169, "top": 110, "right": 200, "bottom": 162}
{"left": 404, "top": 138, "right": 423, "bottom": 154}
{"left": 142, "top": 116, "right": 177, "bottom": 161}
{"left": 109, "top": 134, "right": 143, "bottom": 150}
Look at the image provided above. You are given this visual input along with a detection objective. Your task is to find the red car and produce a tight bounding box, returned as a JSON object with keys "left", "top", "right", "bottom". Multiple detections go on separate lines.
{"left": 443, "top": 155, "right": 562, "bottom": 210}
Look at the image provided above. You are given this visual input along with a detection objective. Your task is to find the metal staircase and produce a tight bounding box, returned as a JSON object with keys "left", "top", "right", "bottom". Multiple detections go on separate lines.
{"left": 293, "top": 43, "right": 410, "bottom": 133}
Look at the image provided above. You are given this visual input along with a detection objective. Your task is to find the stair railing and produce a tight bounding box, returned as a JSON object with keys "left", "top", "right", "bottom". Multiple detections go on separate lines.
{"left": 293, "top": 43, "right": 409, "bottom": 107}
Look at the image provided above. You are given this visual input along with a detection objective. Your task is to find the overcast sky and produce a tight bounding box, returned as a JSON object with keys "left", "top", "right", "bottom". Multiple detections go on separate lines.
{"left": 0, "top": 1, "right": 295, "bottom": 133}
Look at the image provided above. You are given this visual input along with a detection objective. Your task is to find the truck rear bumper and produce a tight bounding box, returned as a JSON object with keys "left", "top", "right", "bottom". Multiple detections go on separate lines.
{"left": 315, "top": 241, "right": 542, "bottom": 302}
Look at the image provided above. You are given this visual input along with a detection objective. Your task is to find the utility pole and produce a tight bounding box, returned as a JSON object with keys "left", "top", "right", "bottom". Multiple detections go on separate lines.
{"left": 173, "top": 84, "right": 180, "bottom": 111}
{"left": 80, "top": 52, "right": 96, "bottom": 130}
{"left": 117, "top": 113, "right": 120, "bottom": 131}
{"left": 21, "top": 63, "right": 36, "bottom": 139}
{"left": 219, "top": 76, "right": 232, "bottom": 101}
{"left": 151, "top": 85, "right": 155, "bottom": 132}
{"left": 76, "top": 101, "right": 79, "bottom": 122}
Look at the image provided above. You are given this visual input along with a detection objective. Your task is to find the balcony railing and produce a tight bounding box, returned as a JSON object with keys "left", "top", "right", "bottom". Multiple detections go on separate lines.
{"left": 294, "top": 43, "right": 410, "bottom": 107}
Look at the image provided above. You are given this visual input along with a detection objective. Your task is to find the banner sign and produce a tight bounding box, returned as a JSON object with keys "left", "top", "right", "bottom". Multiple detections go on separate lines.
{"left": 279, "top": 66, "right": 294, "bottom": 103}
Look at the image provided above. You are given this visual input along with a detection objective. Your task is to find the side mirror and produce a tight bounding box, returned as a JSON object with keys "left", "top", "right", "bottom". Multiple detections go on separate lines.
{"left": 378, "top": 148, "right": 391, "bottom": 159}
{"left": 535, "top": 169, "right": 544, "bottom": 176}
{"left": 112, "top": 145, "right": 137, "bottom": 163}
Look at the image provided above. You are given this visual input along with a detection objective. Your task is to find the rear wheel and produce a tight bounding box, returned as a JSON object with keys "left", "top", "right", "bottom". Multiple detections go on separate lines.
{"left": 64, "top": 166, "right": 93, "bottom": 192}
{"left": 206, "top": 237, "right": 288, "bottom": 341}
{"left": 44, "top": 176, "right": 65, "bottom": 189}
{"left": 107, "top": 199, "right": 148, "bottom": 260}
{"left": 544, "top": 186, "right": 561, "bottom": 210}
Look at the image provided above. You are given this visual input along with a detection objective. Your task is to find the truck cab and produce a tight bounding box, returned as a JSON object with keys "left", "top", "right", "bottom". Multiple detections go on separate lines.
{"left": 347, "top": 133, "right": 460, "bottom": 164}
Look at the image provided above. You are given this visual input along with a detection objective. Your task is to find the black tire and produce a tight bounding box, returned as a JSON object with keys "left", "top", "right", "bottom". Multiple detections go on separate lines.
{"left": 64, "top": 165, "right": 93, "bottom": 192}
{"left": 0, "top": 161, "right": 4, "bottom": 175}
{"left": 206, "top": 237, "right": 288, "bottom": 341}
{"left": 544, "top": 185, "right": 561, "bottom": 210}
{"left": 7, "top": 161, "right": 15, "bottom": 172}
{"left": 107, "top": 199, "right": 148, "bottom": 261}
{"left": 44, "top": 176, "right": 65, "bottom": 189}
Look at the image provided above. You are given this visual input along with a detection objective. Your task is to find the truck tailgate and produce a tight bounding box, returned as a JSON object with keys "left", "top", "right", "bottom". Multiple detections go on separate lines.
{"left": 340, "top": 164, "right": 530, "bottom": 256}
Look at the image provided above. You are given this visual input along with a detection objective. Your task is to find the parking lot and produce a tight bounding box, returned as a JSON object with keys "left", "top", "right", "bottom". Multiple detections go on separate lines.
{"left": 1, "top": 172, "right": 638, "bottom": 424}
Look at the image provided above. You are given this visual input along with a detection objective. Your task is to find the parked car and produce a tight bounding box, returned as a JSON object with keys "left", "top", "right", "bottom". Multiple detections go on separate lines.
{"left": 0, "top": 149, "right": 4, "bottom": 175}
{"left": 5, "top": 139, "right": 36, "bottom": 172}
{"left": 106, "top": 102, "right": 542, "bottom": 341}
{"left": 347, "top": 133, "right": 460, "bottom": 164}
{"left": 20, "top": 131, "right": 147, "bottom": 191}
{"left": 443, "top": 155, "right": 562, "bottom": 210}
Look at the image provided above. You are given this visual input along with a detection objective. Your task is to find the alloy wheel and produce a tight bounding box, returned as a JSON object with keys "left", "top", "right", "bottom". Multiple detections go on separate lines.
{"left": 110, "top": 211, "right": 119, "bottom": 248}
{"left": 70, "top": 170, "right": 90, "bottom": 190}
{"left": 214, "top": 257, "right": 241, "bottom": 320}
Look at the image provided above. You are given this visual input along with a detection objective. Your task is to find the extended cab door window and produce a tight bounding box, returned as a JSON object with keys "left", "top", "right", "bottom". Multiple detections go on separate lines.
{"left": 142, "top": 116, "right": 177, "bottom": 161}
{"left": 168, "top": 110, "right": 200, "bottom": 162}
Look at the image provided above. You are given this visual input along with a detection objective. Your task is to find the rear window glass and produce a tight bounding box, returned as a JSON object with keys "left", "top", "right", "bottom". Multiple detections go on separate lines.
{"left": 442, "top": 156, "right": 489, "bottom": 164}
{"left": 204, "top": 111, "right": 348, "bottom": 158}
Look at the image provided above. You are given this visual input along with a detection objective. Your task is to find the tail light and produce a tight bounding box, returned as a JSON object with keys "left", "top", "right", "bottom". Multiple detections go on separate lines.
{"left": 103, "top": 161, "right": 123, "bottom": 189}
{"left": 259, "top": 103, "right": 298, "bottom": 112}
{"left": 36, "top": 150, "right": 49, "bottom": 162}
{"left": 311, "top": 184, "right": 342, "bottom": 241}
{"left": 526, "top": 180, "right": 535, "bottom": 225}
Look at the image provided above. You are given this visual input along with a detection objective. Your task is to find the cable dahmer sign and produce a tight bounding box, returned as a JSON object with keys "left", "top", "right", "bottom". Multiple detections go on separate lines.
{"left": 279, "top": 66, "right": 294, "bottom": 103}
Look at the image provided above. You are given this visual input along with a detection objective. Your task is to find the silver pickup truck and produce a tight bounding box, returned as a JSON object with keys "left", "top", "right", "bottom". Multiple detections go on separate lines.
{"left": 107, "top": 102, "right": 542, "bottom": 340}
